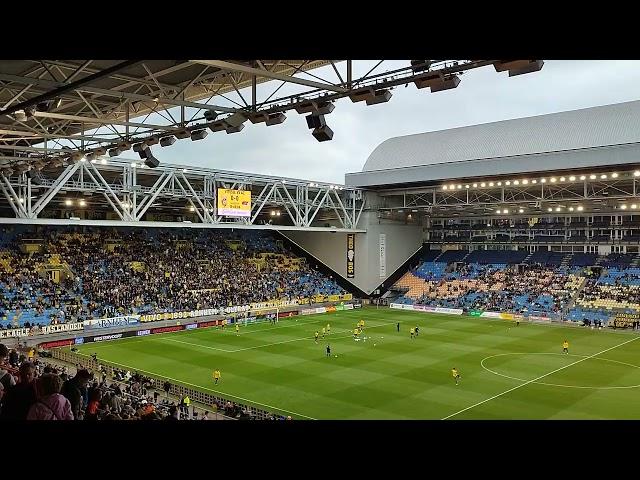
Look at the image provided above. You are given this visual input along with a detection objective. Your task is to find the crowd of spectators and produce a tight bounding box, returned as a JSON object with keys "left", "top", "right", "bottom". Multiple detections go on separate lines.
{"left": 1, "top": 227, "right": 345, "bottom": 328}
{"left": 0, "top": 343, "right": 290, "bottom": 421}
{"left": 412, "top": 263, "right": 578, "bottom": 315}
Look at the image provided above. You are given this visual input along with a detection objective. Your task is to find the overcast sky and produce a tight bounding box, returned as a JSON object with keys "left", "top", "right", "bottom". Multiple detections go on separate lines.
{"left": 121, "top": 60, "right": 640, "bottom": 184}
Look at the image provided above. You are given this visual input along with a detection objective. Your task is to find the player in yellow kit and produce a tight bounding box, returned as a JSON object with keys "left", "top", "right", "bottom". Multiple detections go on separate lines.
{"left": 326, "top": 323, "right": 331, "bottom": 335}
{"left": 452, "top": 367, "right": 461, "bottom": 385}
{"left": 315, "top": 331, "right": 319, "bottom": 344}
{"left": 410, "top": 327, "right": 415, "bottom": 339}
{"left": 353, "top": 328, "right": 359, "bottom": 340}
{"left": 213, "top": 369, "right": 221, "bottom": 385}
{"left": 563, "top": 340, "right": 569, "bottom": 354}
{"left": 235, "top": 323, "right": 240, "bottom": 335}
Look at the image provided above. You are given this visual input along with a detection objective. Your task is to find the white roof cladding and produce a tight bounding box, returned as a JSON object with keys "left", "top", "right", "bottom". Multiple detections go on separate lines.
{"left": 347, "top": 100, "right": 640, "bottom": 187}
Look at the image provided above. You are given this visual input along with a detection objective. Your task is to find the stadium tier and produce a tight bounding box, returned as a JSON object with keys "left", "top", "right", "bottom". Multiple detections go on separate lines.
{"left": 0, "top": 226, "right": 345, "bottom": 329}
{"left": 390, "top": 249, "right": 640, "bottom": 324}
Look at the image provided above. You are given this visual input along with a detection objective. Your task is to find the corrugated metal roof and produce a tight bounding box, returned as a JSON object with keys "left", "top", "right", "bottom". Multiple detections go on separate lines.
{"left": 362, "top": 100, "right": 640, "bottom": 172}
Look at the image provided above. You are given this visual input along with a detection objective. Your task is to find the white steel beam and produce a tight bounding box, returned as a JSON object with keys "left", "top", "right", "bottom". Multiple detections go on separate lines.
{"left": 190, "top": 60, "right": 348, "bottom": 93}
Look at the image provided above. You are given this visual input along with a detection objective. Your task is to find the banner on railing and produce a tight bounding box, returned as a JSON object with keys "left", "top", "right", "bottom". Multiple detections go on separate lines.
{"left": 345, "top": 304, "right": 354, "bottom": 310}
{"left": 0, "top": 327, "right": 32, "bottom": 338}
{"left": 42, "top": 322, "right": 84, "bottom": 334}
{"left": 277, "top": 311, "right": 297, "bottom": 318}
{"left": 480, "top": 312, "right": 514, "bottom": 320}
{"left": 391, "top": 304, "right": 463, "bottom": 315}
{"left": 250, "top": 299, "right": 298, "bottom": 310}
{"left": 139, "top": 306, "right": 251, "bottom": 323}
{"left": 84, "top": 316, "right": 140, "bottom": 330}
{"left": 301, "top": 307, "right": 328, "bottom": 316}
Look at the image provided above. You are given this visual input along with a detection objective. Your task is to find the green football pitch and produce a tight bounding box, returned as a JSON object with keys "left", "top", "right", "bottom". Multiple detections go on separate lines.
{"left": 69, "top": 308, "right": 640, "bottom": 419}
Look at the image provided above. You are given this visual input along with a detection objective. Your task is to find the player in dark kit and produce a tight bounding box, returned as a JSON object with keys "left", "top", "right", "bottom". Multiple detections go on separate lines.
{"left": 397, "top": 322, "right": 400, "bottom": 332}
{"left": 326, "top": 344, "right": 331, "bottom": 357}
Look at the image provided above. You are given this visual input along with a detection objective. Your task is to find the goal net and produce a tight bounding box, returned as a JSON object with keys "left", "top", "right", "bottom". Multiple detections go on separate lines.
{"left": 230, "top": 307, "right": 280, "bottom": 327}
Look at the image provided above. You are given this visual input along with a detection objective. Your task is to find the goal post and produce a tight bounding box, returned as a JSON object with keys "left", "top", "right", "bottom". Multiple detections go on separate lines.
{"left": 235, "top": 307, "right": 280, "bottom": 326}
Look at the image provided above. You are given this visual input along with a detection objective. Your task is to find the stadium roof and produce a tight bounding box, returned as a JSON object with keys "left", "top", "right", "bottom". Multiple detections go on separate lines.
{"left": 0, "top": 60, "right": 533, "bottom": 171}
{"left": 346, "top": 100, "right": 640, "bottom": 188}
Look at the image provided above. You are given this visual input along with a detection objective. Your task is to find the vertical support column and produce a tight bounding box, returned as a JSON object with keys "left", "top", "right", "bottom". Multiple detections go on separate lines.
{"left": 251, "top": 75, "right": 257, "bottom": 112}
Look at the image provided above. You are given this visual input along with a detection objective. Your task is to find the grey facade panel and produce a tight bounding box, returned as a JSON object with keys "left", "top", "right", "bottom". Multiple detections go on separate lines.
{"left": 358, "top": 100, "right": 640, "bottom": 175}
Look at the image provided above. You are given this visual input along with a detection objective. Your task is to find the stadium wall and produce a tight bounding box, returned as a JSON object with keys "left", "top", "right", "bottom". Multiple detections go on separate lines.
{"left": 282, "top": 211, "right": 422, "bottom": 294}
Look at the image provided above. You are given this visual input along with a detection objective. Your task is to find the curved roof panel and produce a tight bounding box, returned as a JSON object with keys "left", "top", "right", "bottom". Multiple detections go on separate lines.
{"left": 362, "top": 100, "right": 640, "bottom": 172}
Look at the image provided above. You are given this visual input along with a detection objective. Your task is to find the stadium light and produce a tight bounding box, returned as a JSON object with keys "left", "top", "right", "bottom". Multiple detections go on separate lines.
{"left": 612, "top": 172, "right": 619, "bottom": 178}
{"left": 522, "top": 179, "right": 529, "bottom": 185}
{"left": 457, "top": 184, "right": 462, "bottom": 189}
{"left": 555, "top": 207, "right": 561, "bottom": 212}
{"left": 366, "top": 89, "right": 393, "bottom": 106}
{"left": 569, "top": 176, "right": 575, "bottom": 181}
{"left": 547, "top": 208, "right": 553, "bottom": 212}
{"left": 493, "top": 60, "right": 544, "bottom": 77}
{"left": 531, "top": 179, "right": 537, "bottom": 184}
{"left": 505, "top": 181, "right": 511, "bottom": 186}
{"left": 518, "top": 208, "right": 524, "bottom": 213}
{"left": 190, "top": 129, "right": 208, "bottom": 142}
{"left": 489, "top": 182, "right": 494, "bottom": 187}
{"left": 160, "top": 135, "right": 177, "bottom": 147}
{"left": 577, "top": 206, "right": 584, "bottom": 211}
{"left": 265, "top": 113, "right": 287, "bottom": 126}
{"left": 503, "top": 209, "right": 509, "bottom": 214}
{"left": 64, "top": 199, "right": 73, "bottom": 207}
{"left": 580, "top": 175, "right": 586, "bottom": 180}
{"left": 472, "top": 183, "right": 478, "bottom": 188}
{"left": 495, "top": 209, "right": 501, "bottom": 214}
{"left": 497, "top": 182, "right": 502, "bottom": 186}
{"left": 635, "top": 171, "right": 640, "bottom": 177}
{"left": 480, "top": 182, "right": 486, "bottom": 187}
{"left": 465, "top": 185, "right": 469, "bottom": 189}
{"left": 414, "top": 73, "right": 461, "bottom": 92}
{"left": 550, "top": 177, "right": 556, "bottom": 183}
{"left": 590, "top": 174, "right": 597, "bottom": 180}
{"left": 621, "top": 204, "right": 628, "bottom": 210}
{"left": 514, "top": 180, "right": 520, "bottom": 185}
{"left": 79, "top": 199, "right": 87, "bottom": 207}
{"left": 632, "top": 204, "right": 638, "bottom": 209}
{"left": 559, "top": 177, "right": 565, "bottom": 182}
{"left": 450, "top": 184, "right": 455, "bottom": 190}
{"left": 100, "top": 158, "right": 108, "bottom": 165}
{"left": 541, "top": 178, "right": 547, "bottom": 183}
{"left": 569, "top": 207, "right": 574, "bottom": 212}
{"left": 442, "top": 185, "right": 448, "bottom": 190}
{"left": 601, "top": 174, "right": 607, "bottom": 179}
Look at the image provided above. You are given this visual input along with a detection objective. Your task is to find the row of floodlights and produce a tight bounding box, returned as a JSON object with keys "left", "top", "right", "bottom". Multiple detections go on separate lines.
{"left": 441, "top": 171, "right": 640, "bottom": 191}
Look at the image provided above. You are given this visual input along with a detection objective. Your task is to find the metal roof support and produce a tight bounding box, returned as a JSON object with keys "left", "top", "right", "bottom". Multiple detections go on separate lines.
{"left": 1, "top": 60, "right": 142, "bottom": 118}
